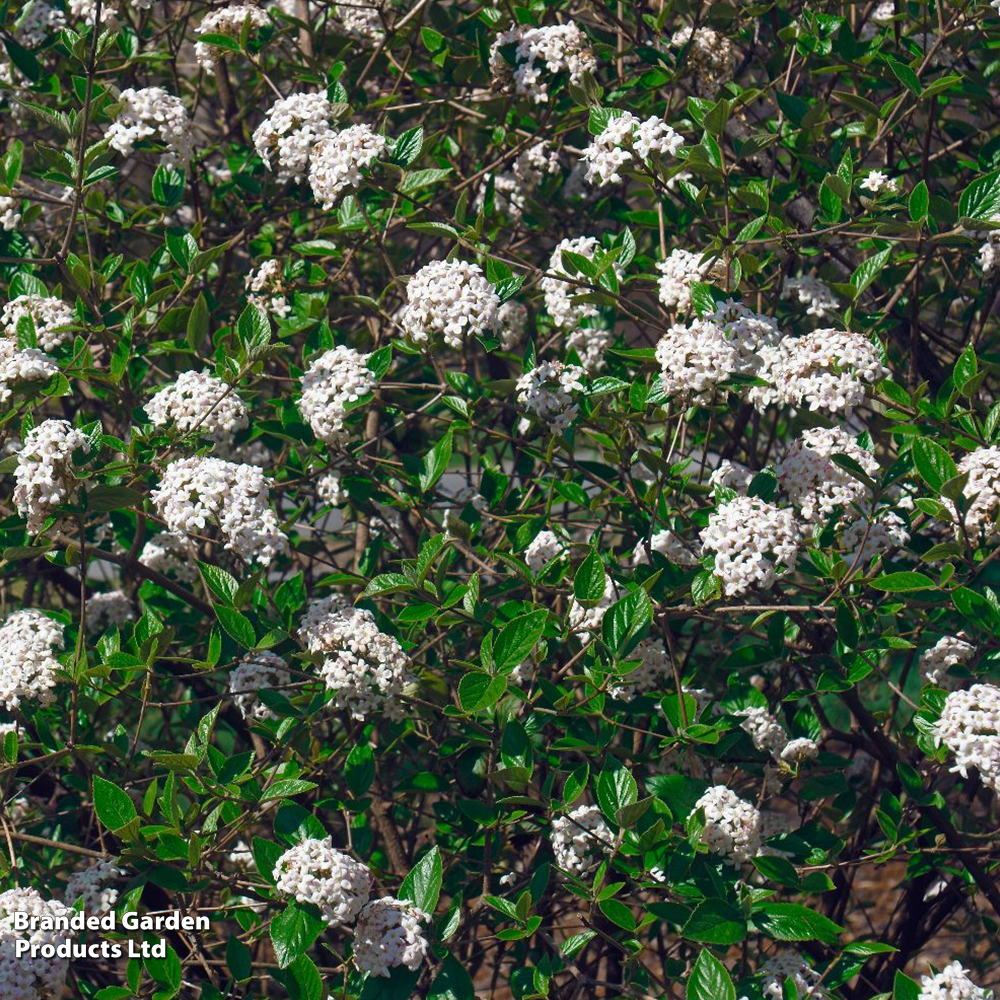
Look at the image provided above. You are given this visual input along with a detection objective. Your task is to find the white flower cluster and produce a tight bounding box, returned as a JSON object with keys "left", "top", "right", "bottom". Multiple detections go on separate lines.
{"left": 568, "top": 577, "right": 616, "bottom": 636}
{"left": 16, "top": 2, "right": 66, "bottom": 46}
{"left": 0, "top": 338, "right": 57, "bottom": 405}
{"left": 609, "top": 638, "right": 673, "bottom": 701}
{"left": 775, "top": 426, "right": 877, "bottom": 524}
{"left": 781, "top": 275, "right": 838, "bottom": 318}
{"left": 933, "top": 684, "right": 1000, "bottom": 793}
{"left": 735, "top": 707, "right": 788, "bottom": 755}
{"left": 400, "top": 260, "right": 501, "bottom": 349}
{"left": 516, "top": 360, "right": 587, "bottom": 432}
{"left": 333, "top": 2, "right": 385, "bottom": 43}
{"left": 550, "top": 804, "right": 612, "bottom": 872}
{"left": 68, "top": 0, "right": 120, "bottom": 26}
{"left": 253, "top": 92, "right": 337, "bottom": 181}
{"left": 2, "top": 295, "right": 75, "bottom": 351}
{"left": 751, "top": 330, "right": 889, "bottom": 414}
{"left": 632, "top": 528, "right": 700, "bottom": 567}
{"left": 14, "top": 420, "right": 90, "bottom": 534}
{"left": 195, "top": 4, "right": 270, "bottom": 70}
{"left": 85, "top": 590, "right": 134, "bottom": 634}
{"left": 353, "top": 897, "right": 430, "bottom": 977}
{"left": 139, "top": 531, "right": 197, "bottom": 582}
{"left": 524, "top": 529, "right": 565, "bottom": 571}
{"left": 150, "top": 456, "right": 288, "bottom": 565}
{"left": 920, "top": 635, "right": 976, "bottom": 689}
{"left": 64, "top": 859, "right": 125, "bottom": 913}
{"left": 274, "top": 837, "right": 373, "bottom": 926}
{"left": 246, "top": 259, "right": 290, "bottom": 318}
{"left": 694, "top": 785, "right": 762, "bottom": 863}
{"left": 0, "top": 196, "right": 21, "bottom": 231}
{"left": 671, "top": 25, "right": 735, "bottom": 95}
{"left": 701, "top": 495, "right": 801, "bottom": 597}
{"left": 230, "top": 650, "right": 292, "bottom": 720}
{"left": 947, "top": 446, "right": 1000, "bottom": 541}
{"left": 583, "top": 111, "right": 684, "bottom": 186}
{"left": 0, "top": 887, "right": 72, "bottom": 1000}
{"left": 317, "top": 470, "right": 347, "bottom": 506}
{"left": 761, "top": 950, "right": 827, "bottom": 999}
{"left": 656, "top": 249, "right": 726, "bottom": 313}
{"left": 780, "top": 737, "right": 820, "bottom": 765}
{"left": 918, "top": 962, "right": 994, "bottom": 1000}
{"left": 861, "top": 169, "right": 899, "bottom": 195}
{"left": 299, "top": 346, "right": 375, "bottom": 444}
{"left": 309, "top": 124, "right": 388, "bottom": 209}
{"left": 144, "top": 370, "right": 248, "bottom": 445}
{"left": 297, "top": 599, "right": 413, "bottom": 721}
{"left": 490, "top": 22, "right": 596, "bottom": 103}
{"left": 107, "top": 87, "right": 194, "bottom": 167}
{"left": 542, "top": 236, "right": 619, "bottom": 332}
{"left": 477, "top": 141, "right": 561, "bottom": 222}
{"left": 709, "top": 458, "right": 755, "bottom": 496}
{"left": 499, "top": 299, "right": 528, "bottom": 351}
{"left": 0, "top": 609, "right": 63, "bottom": 711}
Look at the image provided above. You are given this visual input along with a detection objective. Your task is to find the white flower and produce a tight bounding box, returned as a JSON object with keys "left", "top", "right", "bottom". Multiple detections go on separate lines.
{"left": 751, "top": 330, "right": 889, "bottom": 414}
{"left": 861, "top": 169, "right": 899, "bottom": 195}
{"left": 297, "top": 599, "right": 414, "bottom": 721}
{"left": 85, "top": 590, "right": 135, "bottom": 634}
{"left": 701, "top": 496, "right": 801, "bottom": 597}
{"left": 254, "top": 92, "right": 336, "bottom": 181}
{"left": 516, "top": 360, "right": 587, "bottom": 432}
{"left": 841, "top": 509, "right": 909, "bottom": 565}
{"left": 15, "top": 2, "right": 66, "bottom": 46}
{"left": 523, "top": 529, "right": 565, "bottom": 571}
{"left": 780, "top": 738, "right": 819, "bottom": 765}
{"left": 567, "top": 577, "right": 616, "bottom": 636}
{"left": 0, "top": 339, "right": 58, "bottom": 405}
{"left": 0, "top": 609, "right": 63, "bottom": 711}
{"left": 655, "top": 249, "right": 725, "bottom": 313}
{"left": 150, "top": 456, "right": 288, "bottom": 565}
{"left": 14, "top": 420, "right": 90, "bottom": 534}
{"left": 2, "top": 295, "right": 76, "bottom": 351}
{"left": 671, "top": 25, "right": 734, "bottom": 95}
{"left": 475, "top": 141, "right": 560, "bottom": 222}
{"left": 68, "top": 0, "right": 119, "bottom": 25}
{"left": 0, "top": 887, "right": 73, "bottom": 1000}
{"left": 920, "top": 635, "right": 976, "bottom": 689}
{"left": 317, "top": 471, "right": 348, "bottom": 506}
{"left": 761, "top": 950, "right": 828, "bottom": 999}
{"left": 107, "top": 87, "right": 194, "bottom": 167}
{"left": 400, "top": 260, "right": 501, "bottom": 349}
{"left": 353, "top": 896, "right": 430, "bottom": 977}
{"left": 632, "top": 528, "right": 701, "bottom": 567}
{"left": 776, "top": 426, "right": 878, "bottom": 524}
{"left": 230, "top": 651, "right": 292, "bottom": 720}
{"left": 0, "top": 196, "right": 21, "bottom": 231}
{"left": 139, "top": 531, "right": 198, "bottom": 582}
{"left": 933, "top": 684, "right": 1000, "bottom": 793}
{"left": 918, "top": 961, "right": 994, "bottom": 1000}
{"left": 275, "top": 838, "right": 373, "bottom": 926}
{"left": 655, "top": 318, "right": 740, "bottom": 399}
{"left": 945, "top": 446, "right": 1000, "bottom": 541}
{"left": 246, "top": 260, "right": 290, "bottom": 318}
{"left": 608, "top": 638, "right": 673, "bottom": 701}
{"left": 542, "top": 237, "right": 620, "bottom": 332}
{"left": 694, "top": 785, "right": 762, "bottom": 863}
{"left": 782, "top": 275, "right": 838, "bottom": 318}
{"left": 299, "top": 346, "right": 375, "bottom": 444}
{"left": 582, "top": 111, "right": 684, "bottom": 187}
{"left": 144, "top": 370, "right": 249, "bottom": 445}
{"left": 735, "top": 706, "right": 788, "bottom": 756}
{"left": 308, "top": 124, "right": 388, "bottom": 208}
{"left": 195, "top": 4, "right": 270, "bottom": 70}
{"left": 490, "top": 22, "right": 596, "bottom": 104}
{"left": 498, "top": 300, "right": 528, "bottom": 350}
{"left": 333, "top": 3, "right": 385, "bottom": 44}
{"left": 709, "top": 459, "right": 756, "bottom": 496}
{"left": 550, "top": 804, "right": 612, "bottom": 872}
{"left": 64, "top": 859, "right": 125, "bottom": 913}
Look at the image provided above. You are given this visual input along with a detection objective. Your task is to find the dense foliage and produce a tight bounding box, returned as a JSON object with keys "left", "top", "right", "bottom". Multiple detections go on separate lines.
{"left": 2, "top": 0, "right": 1000, "bottom": 998}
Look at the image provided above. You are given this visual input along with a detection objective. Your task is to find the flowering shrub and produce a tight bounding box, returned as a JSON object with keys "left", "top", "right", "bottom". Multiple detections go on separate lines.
{"left": 2, "top": 1, "right": 1000, "bottom": 999}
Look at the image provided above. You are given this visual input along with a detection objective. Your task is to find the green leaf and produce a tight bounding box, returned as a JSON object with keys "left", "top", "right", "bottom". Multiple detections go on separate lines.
{"left": 573, "top": 548, "right": 607, "bottom": 604}
{"left": 93, "top": 776, "right": 138, "bottom": 833}
{"left": 270, "top": 902, "right": 325, "bottom": 968}
{"left": 400, "top": 845, "right": 442, "bottom": 914}
{"left": 214, "top": 606, "right": 256, "bottom": 648}
{"left": 87, "top": 485, "right": 144, "bottom": 512}
{"left": 362, "top": 573, "right": 412, "bottom": 597}
{"left": 908, "top": 180, "right": 929, "bottom": 221}
{"left": 493, "top": 610, "right": 547, "bottom": 673}
{"left": 595, "top": 756, "right": 637, "bottom": 822}
{"left": 420, "top": 431, "right": 453, "bottom": 492}
{"left": 868, "top": 571, "right": 935, "bottom": 592}
{"left": 345, "top": 743, "right": 375, "bottom": 797}
{"left": 252, "top": 837, "right": 285, "bottom": 885}
{"left": 753, "top": 902, "right": 843, "bottom": 945}
{"left": 598, "top": 898, "right": 635, "bottom": 930}
{"left": 885, "top": 55, "right": 920, "bottom": 95}
{"left": 261, "top": 779, "right": 319, "bottom": 801}
{"left": 601, "top": 587, "right": 652, "bottom": 655}
{"left": 912, "top": 437, "right": 958, "bottom": 492}
{"left": 959, "top": 168, "right": 1000, "bottom": 221}
{"left": 686, "top": 949, "right": 736, "bottom": 1000}
{"left": 893, "top": 971, "right": 921, "bottom": 1000}
{"left": 237, "top": 302, "right": 271, "bottom": 353}
{"left": 281, "top": 955, "right": 324, "bottom": 1000}
{"left": 458, "top": 672, "right": 507, "bottom": 713}
{"left": 151, "top": 165, "right": 185, "bottom": 207}
{"left": 198, "top": 561, "right": 238, "bottom": 605}
{"left": 851, "top": 248, "right": 890, "bottom": 298}
{"left": 392, "top": 126, "right": 424, "bottom": 166}
{"left": 428, "top": 954, "right": 474, "bottom": 1000}
{"left": 226, "top": 935, "right": 252, "bottom": 982}
{"left": 3, "top": 36, "right": 40, "bottom": 82}
{"left": 682, "top": 899, "right": 747, "bottom": 944}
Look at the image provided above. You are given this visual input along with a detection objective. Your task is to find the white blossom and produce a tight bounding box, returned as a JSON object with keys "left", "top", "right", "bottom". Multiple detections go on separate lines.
{"left": 254, "top": 92, "right": 336, "bottom": 181}
{"left": 107, "top": 87, "right": 194, "bottom": 167}
{"left": 709, "top": 459, "right": 755, "bottom": 496}
{"left": 632, "top": 528, "right": 701, "bottom": 567}
{"left": 542, "top": 237, "right": 620, "bottom": 332}
{"left": 246, "top": 259, "right": 290, "bottom": 318}
{"left": 567, "top": 576, "right": 616, "bottom": 636}
{"left": 945, "top": 446, "right": 1000, "bottom": 541}
{"left": 85, "top": 590, "right": 134, "bottom": 634}
{"left": 150, "top": 456, "right": 288, "bottom": 565}
{"left": 0, "top": 888, "right": 73, "bottom": 1000}
{"left": 0, "top": 196, "right": 21, "bottom": 231}
{"left": 139, "top": 531, "right": 198, "bottom": 582}
{"left": 694, "top": 785, "right": 762, "bottom": 863}
{"left": 274, "top": 838, "right": 373, "bottom": 926}
{"left": 550, "top": 804, "right": 612, "bottom": 872}
{"left": 144, "top": 370, "right": 248, "bottom": 445}
{"left": 761, "top": 950, "right": 828, "bottom": 999}
{"left": 15, "top": 2, "right": 66, "bottom": 46}
{"left": 861, "top": 169, "right": 899, "bottom": 195}
{"left": 583, "top": 111, "right": 684, "bottom": 187}
{"left": 14, "top": 420, "right": 90, "bottom": 534}
{"left": 608, "top": 638, "right": 673, "bottom": 701}
{"left": 0, "top": 610, "right": 63, "bottom": 711}
{"left": 841, "top": 509, "right": 909, "bottom": 565}
{"left": 490, "top": 22, "right": 596, "bottom": 104}
{"left": 0, "top": 339, "right": 57, "bottom": 405}
{"left": 230, "top": 650, "right": 292, "bottom": 720}
{"left": 918, "top": 961, "right": 994, "bottom": 1000}
{"left": 333, "top": 2, "right": 385, "bottom": 43}
{"left": 516, "top": 360, "right": 587, "bottom": 432}
{"left": 701, "top": 495, "right": 801, "bottom": 597}
{"left": 735, "top": 706, "right": 788, "bottom": 756}
{"left": 195, "top": 4, "right": 270, "bottom": 70}
{"left": 308, "top": 124, "right": 388, "bottom": 208}
{"left": 780, "top": 738, "right": 819, "bottom": 765}
{"left": 353, "top": 896, "right": 430, "bottom": 977}
{"left": 299, "top": 346, "right": 375, "bottom": 444}
{"left": 297, "top": 599, "right": 413, "bottom": 721}
{"left": 64, "top": 859, "right": 125, "bottom": 914}
{"left": 782, "top": 275, "right": 838, "bottom": 318}
{"left": 523, "top": 529, "right": 566, "bottom": 571}
{"left": 400, "top": 260, "right": 501, "bottom": 349}
{"left": 656, "top": 249, "right": 725, "bottom": 313}
{"left": 671, "top": 25, "right": 735, "bottom": 95}
{"left": 498, "top": 300, "right": 528, "bottom": 350}
{"left": 920, "top": 635, "right": 976, "bottom": 689}
{"left": 933, "top": 684, "right": 1000, "bottom": 793}
{"left": 317, "top": 471, "right": 348, "bottom": 506}
{"left": 2, "top": 295, "right": 76, "bottom": 351}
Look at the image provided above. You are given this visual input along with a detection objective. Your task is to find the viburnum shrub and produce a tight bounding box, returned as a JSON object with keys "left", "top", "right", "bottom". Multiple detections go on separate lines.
{"left": 4, "top": 0, "right": 1000, "bottom": 998}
